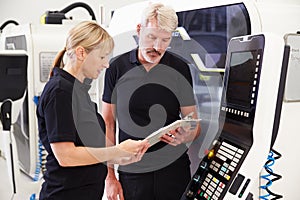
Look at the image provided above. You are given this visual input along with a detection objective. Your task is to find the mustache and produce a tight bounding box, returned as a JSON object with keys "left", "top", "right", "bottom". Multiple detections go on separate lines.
{"left": 146, "top": 49, "right": 162, "bottom": 56}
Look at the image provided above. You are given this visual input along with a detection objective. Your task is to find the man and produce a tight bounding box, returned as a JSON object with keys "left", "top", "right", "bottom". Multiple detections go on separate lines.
{"left": 102, "top": 3, "right": 201, "bottom": 200}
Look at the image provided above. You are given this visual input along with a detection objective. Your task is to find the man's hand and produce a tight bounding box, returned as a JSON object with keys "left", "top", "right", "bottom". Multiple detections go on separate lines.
{"left": 106, "top": 178, "right": 124, "bottom": 200}
{"left": 160, "top": 125, "right": 198, "bottom": 146}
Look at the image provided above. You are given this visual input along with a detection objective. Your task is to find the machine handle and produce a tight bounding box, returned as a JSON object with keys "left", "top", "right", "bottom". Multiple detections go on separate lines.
{"left": 0, "top": 99, "right": 12, "bottom": 131}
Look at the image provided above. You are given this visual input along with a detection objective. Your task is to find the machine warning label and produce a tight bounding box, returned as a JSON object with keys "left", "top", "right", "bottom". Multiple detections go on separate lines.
{"left": 39, "top": 52, "right": 57, "bottom": 82}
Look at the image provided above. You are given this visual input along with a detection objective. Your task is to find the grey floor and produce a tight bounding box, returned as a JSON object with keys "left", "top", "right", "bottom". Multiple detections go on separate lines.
{"left": 0, "top": 156, "right": 110, "bottom": 200}
{"left": 0, "top": 156, "right": 42, "bottom": 200}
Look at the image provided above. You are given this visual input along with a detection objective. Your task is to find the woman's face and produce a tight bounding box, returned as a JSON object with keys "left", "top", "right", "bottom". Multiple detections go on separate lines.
{"left": 82, "top": 47, "right": 110, "bottom": 80}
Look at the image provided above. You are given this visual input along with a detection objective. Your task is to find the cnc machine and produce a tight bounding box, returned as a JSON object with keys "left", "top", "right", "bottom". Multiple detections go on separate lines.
{"left": 108, "top": 0, "right": 300, "bottom": 199}
{"left": 0, "top": 3, "right": 101, "bottom": 179}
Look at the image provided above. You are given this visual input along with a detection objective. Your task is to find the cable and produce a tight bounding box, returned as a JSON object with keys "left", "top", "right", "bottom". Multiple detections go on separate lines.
{"left": 0, "top": 20, "right": 19, "bottom": 33}
{"left": 30, "top": 96, "right": 46, "bottom": 200}
{"left": 60, "top": 2, "right": 96, "bottom": 20}
{"left": 42, "top": 2, "right": 97, "bottom": 24}
{"left": 33, "top": 139, "right": 47, "bottom": 181}
{"left": 259, "top": 149, "right": 283, "bottom": 200}
{"left": 32, "top": 96, "right": 47, "bottom": 182}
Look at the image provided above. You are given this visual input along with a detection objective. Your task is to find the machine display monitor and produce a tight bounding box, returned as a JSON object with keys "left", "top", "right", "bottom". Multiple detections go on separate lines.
{"left": 0, "top": 53, "right": 28, "bottom": 101}
{"left": 226, "top": 50, "right": 258, "bottom": 109}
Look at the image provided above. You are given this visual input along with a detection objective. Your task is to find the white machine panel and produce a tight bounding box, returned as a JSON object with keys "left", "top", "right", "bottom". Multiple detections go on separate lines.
{"left": 181, "top": 33, "right": 286, "bottom": 200}
{"left": 284, "top": 34, "right": 300, "bottom": 102}
{"left": 1, "top": 22, "right": 101, "bottom": 178}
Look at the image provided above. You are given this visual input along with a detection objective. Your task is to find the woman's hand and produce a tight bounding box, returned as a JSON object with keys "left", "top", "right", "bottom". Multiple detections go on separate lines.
{"left": 117, "top": 139, "right": 150, "bottom": 155}
{"left": 110, "top": 139, "right": 150, "bottom": 165}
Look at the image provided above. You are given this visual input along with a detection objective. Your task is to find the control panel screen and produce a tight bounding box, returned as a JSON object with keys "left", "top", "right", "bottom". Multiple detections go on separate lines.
{"left": 226, "top": 50, "right": 258, "bottom": 109}
{"left": 0, "top": 54, "right": 28, "bottom": 101}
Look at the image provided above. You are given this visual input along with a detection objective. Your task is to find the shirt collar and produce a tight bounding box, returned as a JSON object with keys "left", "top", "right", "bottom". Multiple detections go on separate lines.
{"left": 53, "top": 67, "right": 92, "bottom": 91}
{"left": 129, "top": 48, "right": 140, "bottom": 66}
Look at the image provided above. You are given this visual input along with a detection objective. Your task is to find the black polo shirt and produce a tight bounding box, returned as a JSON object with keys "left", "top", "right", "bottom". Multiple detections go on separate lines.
{"left": 103, "top": 48, "right": 195, "bottom": 173}
{"left": 37, "top": 68, "right": 107, "bottom": 200}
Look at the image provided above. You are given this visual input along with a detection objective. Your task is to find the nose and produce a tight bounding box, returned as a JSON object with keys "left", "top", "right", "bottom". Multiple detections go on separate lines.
{"left": 153, "top": 39, "right": 162, "bottom": 51}
{"left": 103, "top": 57, "right": 110, "bottom": 68}
{"left": 103, "top": 62, "right": 109, "bottom": 69}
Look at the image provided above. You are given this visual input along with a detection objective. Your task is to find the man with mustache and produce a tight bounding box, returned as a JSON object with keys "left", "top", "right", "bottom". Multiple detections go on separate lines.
{"left": 102, "top": 3, "right": 201, "bottom": 200}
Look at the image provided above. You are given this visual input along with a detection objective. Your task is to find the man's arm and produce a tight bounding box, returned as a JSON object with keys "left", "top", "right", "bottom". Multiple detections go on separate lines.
{"left": 102, "top": 101, "right": 125, "bottom": 200}
{"left": 180, "top": 105, "right": 201, "bottom": 141}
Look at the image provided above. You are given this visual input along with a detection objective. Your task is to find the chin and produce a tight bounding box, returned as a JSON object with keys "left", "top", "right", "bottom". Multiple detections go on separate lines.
{"left": 145, "top": 56, "right": 161, "bottom": 64}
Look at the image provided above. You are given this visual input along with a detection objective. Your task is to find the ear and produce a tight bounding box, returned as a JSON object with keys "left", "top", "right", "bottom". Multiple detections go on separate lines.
{"left": 136, "top": 24, "right": 141, "bottom": 36}
{"left": 75, "top": 46, "right": 86, "bottom": 61}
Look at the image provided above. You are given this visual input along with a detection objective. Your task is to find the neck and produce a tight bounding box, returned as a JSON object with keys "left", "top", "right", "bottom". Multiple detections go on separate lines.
{"left": 63, "top": 64, "right": 84, "bottom": 83}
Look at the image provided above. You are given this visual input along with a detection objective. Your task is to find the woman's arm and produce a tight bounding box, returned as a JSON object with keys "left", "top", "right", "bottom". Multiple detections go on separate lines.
{"left": 51, "top": 139, "right": 149, "bottom": 167}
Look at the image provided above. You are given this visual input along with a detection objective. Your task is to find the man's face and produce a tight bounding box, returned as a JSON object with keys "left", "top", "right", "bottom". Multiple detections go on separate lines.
{"left": 137, "top": 19, "right": 172, "bottom": 64}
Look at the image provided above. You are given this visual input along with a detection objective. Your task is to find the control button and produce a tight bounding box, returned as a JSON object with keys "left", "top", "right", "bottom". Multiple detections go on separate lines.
{"left": 216, "top": 153, "right": 226, "bottom": 161}
{"left": 220, "top": 146, "right": 235, "bottom": 156}
{"left": 229, "top": 166, "right": 235, "bottom": 172}
{"left": 207, "top": 188, "right": 213, "bottom": 196}
{"left": 225, "top": 174, "right": 231, "bottom": 180}
{"left": 233, "top": 157, "right": 240, "bottom": 163}
{"left": 235, "top": 153, "right": 242, "bottom": 159}
{"left": 213, "top": 177, "right": 219, "bottom": 184}
{"left": 237, "top": 149, "right": 244, "bottom": 154}
{"left": 211, "top": 182, "right": 217, "bottom": 188}
{"left": 222, "top": 142, "right": 238, "bottom": 151}
{"left": 203, "top": 181, "right": 208, "bottom": 187}
{"left": 208, "top": 149, "right": 215, "bottom": 159}
{"left": 229, "top": 174, "right": 245, "bottom": 195}
{"left": 219, "top": 182, "right": 225, "bottom": 189}
{"left": 231, "top": 161, "right": 237, "bottom": 167}
{"left": 221, "top": 166, "right": 227, "bottom": 173}
{"left": 205, "top": 177, "right": 210, "bottom": 183}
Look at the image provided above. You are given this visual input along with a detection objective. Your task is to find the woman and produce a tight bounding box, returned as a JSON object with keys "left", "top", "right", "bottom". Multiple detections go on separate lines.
{"left": 36, "top": 21, "right": 149, "bottom": 200}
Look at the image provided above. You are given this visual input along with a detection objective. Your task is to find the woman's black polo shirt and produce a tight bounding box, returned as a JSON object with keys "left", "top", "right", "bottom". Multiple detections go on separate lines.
{"left": 37, "top": 67, "right": 107, "bottom": 200}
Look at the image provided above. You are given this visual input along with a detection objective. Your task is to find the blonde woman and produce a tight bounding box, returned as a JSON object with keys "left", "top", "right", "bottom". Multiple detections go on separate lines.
{"left": 37, "top": 21, "right": 149, "bottom": 200}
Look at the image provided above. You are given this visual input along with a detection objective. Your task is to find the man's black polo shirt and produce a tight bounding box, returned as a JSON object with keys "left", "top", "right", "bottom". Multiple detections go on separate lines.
{"left": 103, "top": 48, "right": 196, "bottom": 173}
{"left": 37, "top": 68, "right": 107, "bottom": 200}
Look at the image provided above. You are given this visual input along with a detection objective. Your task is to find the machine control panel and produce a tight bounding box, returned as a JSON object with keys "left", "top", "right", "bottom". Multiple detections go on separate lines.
{"left": 183, "top": 139, "right": 247, "bottom": 200}
{"left": 182, "top": 33, "right": 287, "bottom": 199}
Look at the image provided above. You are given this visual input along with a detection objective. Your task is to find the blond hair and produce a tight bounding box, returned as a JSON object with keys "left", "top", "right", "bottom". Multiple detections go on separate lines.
{"left": 50, "top": 21, "right": 114, "bottom": 76}
{"left": 141, "top": 3, "right": 178, "bottom": 32}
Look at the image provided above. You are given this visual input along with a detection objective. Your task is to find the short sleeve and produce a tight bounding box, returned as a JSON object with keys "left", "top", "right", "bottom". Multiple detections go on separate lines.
{"left": 178, "top": 65, "right": 196, "bottom": 107}
{"left": 44, "top": 89, "right": 77, "bottom": 143}
{"left": 102, "top": 66, "right": 116, "bottom": 104}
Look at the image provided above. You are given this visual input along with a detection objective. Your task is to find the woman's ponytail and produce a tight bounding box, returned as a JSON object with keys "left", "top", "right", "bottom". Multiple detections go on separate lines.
{"left": 49, "top": 47, "right": 67, "bottom": 77}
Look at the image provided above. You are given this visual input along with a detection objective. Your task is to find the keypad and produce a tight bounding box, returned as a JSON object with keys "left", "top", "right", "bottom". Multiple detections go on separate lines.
{"left": 192, "top": 141, "right": 245, "bottom": 200}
